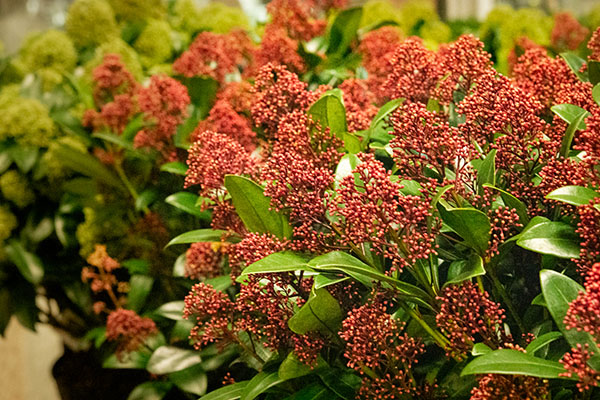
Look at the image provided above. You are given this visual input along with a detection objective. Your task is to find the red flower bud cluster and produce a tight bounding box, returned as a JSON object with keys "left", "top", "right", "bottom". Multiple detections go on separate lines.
{"left": 82, "top": 244, "right": 128, "bottom": 313}
{"left": 574, "top": 199, "right": 600, "bottom": 275}
{"left": 106, "top": 309, "right": 158, "bottom": 357}
{"left": 589, "top": 28, "right": 600, "bottom": 61}
{"left": 471, "top": 373, "right": 549, "bottom": 399}
{"left": 551, "top": 12, "right": 589, "bottom": 51}
{"left": 185, "top": 242, "right": 224, "bottom": 280}
{"left": 338, "top": 79, "right": 378, "bottom": 132}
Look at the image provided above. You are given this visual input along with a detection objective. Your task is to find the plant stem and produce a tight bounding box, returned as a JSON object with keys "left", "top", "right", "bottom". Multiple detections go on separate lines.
{"left": 114, "top": 160, "right": 149, "bottom": 214}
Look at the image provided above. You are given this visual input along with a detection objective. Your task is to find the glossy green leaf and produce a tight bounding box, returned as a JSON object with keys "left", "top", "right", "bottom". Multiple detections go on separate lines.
{"left": 589, "top": 60, "right": 600, "bottom": 85}
{"left": 200, "top": 381, "right": 248, "bottom": 400}
{"left": 52, "top": 144, "right": 125, "bottom": 191}
{"left": 472, "top": 343, "right": 492, "bottom": 356}
{"left": 288, "top": 288, "right": 343, "bottom": 335}
{"left": 103, "top": 350, "right": 150, "bottom": 369}
{"left": 540, "top": 270, "right": 599, "bottom": 353}
{"left": 326, "top": 7, "right": 363, "bottom": 58}
{"left": 551, "top": 104, "right": 589, "bottom": 129}
{"left": 182, "top": 76, "right": 218, "bottom": 117}
{"left": 225, "top": 175, "right": 292, "bottom": 240}
{"left": 314, "top": 273, "right": 349, "bottom": 289}
{"left": 121, "top": 114, "right": 146, "bottom": 142}
{"left": 462, "top": 349, "right": 567, "bottom": 378}
{"left": 160, "top": 161, "right": 187, "bottom": 176}
{"left": 169, "top": 364, "right": 207, "bottom": 395}
{"left": 135, "top": 188, "right": 158, "bottom": 211}
{"left": 546, "top": 185, "right": 600, "bottom": 206}
{"left": 368, "top": 98, "right": 403, "bottom": 140}
{"left": 318, "top": 369, "right": 361, "bottom": 400}
{"left": 147, "top": 345, "right": 202, "bottom": 375}
{"left": 166, "top": 229, "right": 229, "bottom": 247}
{"left": 283, "top": 383, "right": 335, "bottom": 400}
{"left": 122, "top": 259, "right": 150, "bottom": 275}
{"left": 128, "top": 275, "right": 154, "bottom": 312}
{"left": 444, "top": 254, "right": 485, "bottom": 287}
{"left": 238, "top": 252, "right": 310, "bottom": 282}
{"left": 517, "top": 221, "right": 580, "bottom": 259}
{"left": 93, "top": 132, "right": 134, "bottom": 150}
{"left": 559, "top": 109, "right": 588, "bottom": 158}
{"left": 5, "top": 240, "right": 44, "bottom": 285}
{"left": 334, "top": 153, "right": 360, "bottom": 188}
{"left": 484, "top": 184, "right": 530, "bottom": 226}
{"left": 11, "top": 146, "right": 38, "bottom": 173}
{"left": 308, "top": 89, "right": 347, "bottom": 138}
{"left": 173, "top": 253, "right": 186, "bottom": 277}
{"left": 279, "top": 352, "right": 318, "bottom": 380}
{"left": 127, "top": 382, "right": 172, "bottom": 400}
{"left": 526, "top": 331, "right": 563, "bottom": 356}
{"left": 241, "top": 372, "right": 285, "bottom": 400}
{"left": 560, "top": 52, "right": 588, "bottom": 82}
{"left": 593, "top": 84, "right": 600, "bottom": 107}
{"left": 438, "top": 206, "right": 491, "bottom": 255}
{"left": 165, "top": 192, "right": 207, "bottom": 218}
{"left": 475, "top": 149, "right": 496, "bottom": 194}
{"left": 308, "top": 252, "right": 432, "bottom": 307}
{"left": 204, "top": 275, "right": 233, "bottom": 292}
{"left": 153, "top": 301, "right": 184, "bottom": 320}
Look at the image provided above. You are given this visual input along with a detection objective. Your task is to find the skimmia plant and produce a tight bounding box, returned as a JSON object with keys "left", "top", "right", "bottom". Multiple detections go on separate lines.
{"left": 3, "top": 0, "right": 600, "bottom": 399}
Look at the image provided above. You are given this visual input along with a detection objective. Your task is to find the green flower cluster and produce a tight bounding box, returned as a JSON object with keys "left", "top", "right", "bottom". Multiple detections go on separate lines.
{"left": 19, "top": 30, "right": 77, "bottom": 90}
{"left": 480, "top": 5, "right": 553, "bottom": 73}
{"left": 65, "top": 0, "right": 119, "bottom": 48}
{"left": 108, "top": 0, "right": 166, "bottom": 22}
{"left": 171, "top": 0, "right": 249, "bottom": 34}
{"left": 0, "top": 205, "right": 17, "bottom": 242}
{"left": 134, "top": 19, "right": 173, "bottom": 68}
{"left": 76, "top": 205, "right": 128, "bottom": 257}
{"left": 85, "top": 38, "right": 143, "bottom": 81}
{"left": 0, "top": 87, "right": 56, "bottom": 147}
{"left": 0, "top": 170, "right": 34, "bottom": 208}
{"left": 41, "top": 136, "right": 88, "bottom": 181}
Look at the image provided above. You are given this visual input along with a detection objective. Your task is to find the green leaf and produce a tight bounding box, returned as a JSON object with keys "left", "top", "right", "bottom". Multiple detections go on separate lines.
{"left": 526, "top": 331, "right": 563, "bottom": 356}
{"left": 551, "top": 104, "right": 589, "bottom": 129}
{"left": 558, "top": 108, "right": 589, "bottom": 158}
{"left": 444, "top": 254, "right": 485, "bottom": 287}
{"left": 11, "top": 146, "right": 38, "bottom": 173}
{"left": 169, "top": 364, "right": 207, "bottom": 395}
{"left": 438, "top": 206, "right": 491, "bottom": 255}
{"left": 121, "top": 114, "right": 146, "bottom": 142}
{"left": 560, "top": 53, "right": 588, "bottom": 82}
{"left": 308, "top": 89, "right": 347, "bottom": 138}
{"left": 204, "top": 275, "right": 233, "bottom": 292}
{"left": 200, "top": 381, "right": 248, "bottom": 400}
{"left": 326, "top": 7, "right": 363, "bottom": 58}
{"left": 369, "top": 99, "right": 403, "bottom": 133}
{"left": 343, "top": 132, "right": 361, "bottom": 153}
{"left": 160, "top": 161, "right": 187, "bottom": 176}
{"left": 173, "top": 253, "right": 186, "bottom": 277}
{"left": 52, "top": 144, "right": 125, "bottom": 191}
{"left": 546, "top": 185, "right": 600, "bottom": 206}
{"left": 147, "top": 345, "right": 202, "bottom": 375}
{"left": 472, "top": 343, "right": 492, "bottom": 356}
{"left": 589, "top": 60, "right": 600, "bottom": 85}
{"left": 241, "top": 372, "right": 285, "bottom": 400}
{"left": 165, "top": 192, "right": 208, "bottom": 218}
{"left": 237, "top": 251, "right": 310, "bottom": 282}
{"left": 182, "top": 77, "right": 218, "bottom": 117}
{"left": 0, "top": 150, "right": 12, "bottom": 174}
{"left": 318, "top": 369, "right": 361, "bottom": 400}
{"left": 122, "top": 259, "right": 150, "bottom": 275}
{"left": 166, "top": 229, "right": 230, "bottom": 247}
{"left": 103, "top": 350, "right": 151, "bottom": 369}
{"left": 128, "top": 275, "right": 154, "bottom": 312}
{"left": 314, "top": 273, "right": 349, "bottom": 289}
{"left": 593, "top": 84, "right": 600, "bottom": 107}
{"left": 5, "top": 240, "right": 44, "bottom": 285}
{"left": 308, "top": 252, "right": 432, "bottom": 307}
{"left": 127, "top": 382, "right": 172, "bottom": 400}
{"left": 334, "top": 153, "right": 360, "bottom": 188}
{"left": 153, "top": 301, "right": 184, "bottom": 320}
{"left": 517, "top": 221, "right": 580, "bottom": 259}
{"left": 225, "top": 175, "right": 292, "bottom": 240}
{"left": 288, "top": 288, "right": 343, "bottom": 335}
{"left": 283, "top": 383, "right": 335, "bottom": 400}
{"left": 483, "top": 184, "right": 530, "bottom": 227}
{"left": 279, "top": 352, "right": 318, "bottom": 380}
{"left": 540, "top": 270, "right": 599, "bottom": 353}
{"left": 475, "top": 149, "right": 496, "bottom": 194}
{"left": 461, "top": 349, "right": 568, "bottom": 379}
{"left": 93, "top": 132, "right": 135, "bottom": 150}
{"left": 136, "top": 188, "right": 158, "bottom": 212}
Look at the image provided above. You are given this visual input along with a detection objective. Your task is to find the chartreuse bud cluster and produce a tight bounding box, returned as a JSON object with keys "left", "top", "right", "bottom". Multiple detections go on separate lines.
{"left": 0, "top": 170, "right": 34, "bottom": 208}
{"left": 133, "top": 19, "right": 173, "bottom": 68}
{"left": 66, "top": 0, "right": 119, "bottom": 48}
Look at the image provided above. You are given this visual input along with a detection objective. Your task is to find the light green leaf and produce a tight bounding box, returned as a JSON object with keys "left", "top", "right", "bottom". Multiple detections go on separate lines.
{"left": 546, "top": 185, "right": 600, "bottom": 207}
{"left": 127, "top": 382, "right": 172, "bottom": 400}
{"left": 165, "top": 192, "right": 208, "bottom": 218}
{"left": 153, "top": 301, "right": 184, "bottom": 320}
{"left": 169, "top": 364, "right": 207, "bottom": 395}
{"left": 11, "top": 146, "right": 38, "bottom": 173}
{"left": 308, "top": 89, "right": 347, "bottom": 138}
{"left": 462, "top": 349, "right": 568, "bottom": 378}
{"left": 475, "top": 149, "right": 496, "bottom": 194}
{"left": 5, "top": 240, "right": 44, "bottom": 285}
{"left": 160, "top": 161, "right": 187, "bottom": 176}
{"left": 288, "top": 288, "right": 343, "bottom": 335}
{"left": 526, "top": 331, "right": 563, "bottom": 356}
{"left": 472, "top": 343, "right": 492, "bottom": 356}
{"left": 128, "top": 275, "right": 154, "bottom": 312}
{"left": 517, "top": 221, "right": 580, "bottom": 259}
{"left": 593, "top": 84, "right": 600, "bottom": 107}
{"left": 241, "top": 372, "right": 285, "bottom": 400}
{"left": 147, "top": 345, "right": 202, "bottom": 375}
{"left": 444, "top": 254, "right": 485, "bottom": 287}
{"left": 237, "top": 251, "right": 310, "bottom": 282}
{"left": 200, "top": 381, "right": 248, "bottom": 400}
{"left": 560, "top": 52, "right": 588, "bottom": 82}
{"left": 551, "top": 104, "right": 589, "bottom": 129}
{"left": 225, "top": 175, "right": 292, "bottom": 240}
{"left": 103, "top": 350, "right": 150, "bottom": 369}
{"left": 136, "top": 188, "right": 158, "bottom": 212}
{"left": 326, "top": 7, "right": 363, "bottom": 58}
{"left": 166, "top": 229, "right": 230, "bottom": 247}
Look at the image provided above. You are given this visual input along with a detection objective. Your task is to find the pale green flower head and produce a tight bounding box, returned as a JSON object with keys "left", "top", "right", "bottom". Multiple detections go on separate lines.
{"left": 66, "top": 0, "right": 119, "bottom": 48}
{"left": 398, "top": 0, "right": 438, "bottom": 35}
{"left": 108, "top": 0, "right": 166, "bottom": 22}
{"left": 0, "top": 91, "right": 56, "bottom": 147}
{"left": 420, "top": 19, "right": 452, "bottom": 49}
{"left": 0, "top": 204, "right": 17, "bottom": 242}
{"left": 134, "top": 19, "right": 173, "bottom": 68}
{"left": 0, "top": 170, "right": 34, "bottom": 208}
{"left": 86, "top": 38, "right": 143, "bottom": 80}
{"left": 172, "top": 0, "right": 249, "bottom": 34}
{"left": 360, "top": 0, "right": 402, "bottom": 28}
{"left": 20, "top": 30, "right": 77, "bottom": 74}
{"left": 41, "top": 136, "right": 88, "bottom": 181}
